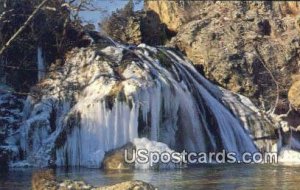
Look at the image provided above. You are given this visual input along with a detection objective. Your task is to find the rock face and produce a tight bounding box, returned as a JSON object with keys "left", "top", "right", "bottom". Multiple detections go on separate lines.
{"left": 289, "top": 75, "right": 300, "bottom": 110}
{"left": 100, "top": 2, "right": 168, "bottom": 46}
{"left": 159, "top": 1, "right": 300, "bottom": 113}
{"left": 146, "top": 1, "right": 300, "bottom": 32}
{"left": 145, "top": 0, "right": 184, "bottom": 32}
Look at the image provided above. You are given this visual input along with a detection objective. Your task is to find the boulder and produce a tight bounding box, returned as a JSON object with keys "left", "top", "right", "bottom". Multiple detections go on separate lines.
{"left": 32, "top": 170, "right": 58, "bottom": 190}
{"left": 102, "top": 143, "right": 135, "bottom": 170}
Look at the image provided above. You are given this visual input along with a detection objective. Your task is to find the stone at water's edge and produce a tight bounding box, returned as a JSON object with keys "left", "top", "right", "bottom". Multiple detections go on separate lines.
{"left": 32, "top": 170, "right": 156, "bottom": 190}
{"left": 102, "top": 143, "right": 135, "bottom": 170}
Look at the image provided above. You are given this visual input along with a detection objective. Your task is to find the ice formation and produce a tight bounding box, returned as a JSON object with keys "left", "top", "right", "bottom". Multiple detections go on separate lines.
{"left": 37, "top": 47, "right": 46, "bottom": 81}
{"left": 15, "top": 39, "right": 275, "bottom": 168}
{"left": 0, "top": 88, "right": 23, "bottom": 164}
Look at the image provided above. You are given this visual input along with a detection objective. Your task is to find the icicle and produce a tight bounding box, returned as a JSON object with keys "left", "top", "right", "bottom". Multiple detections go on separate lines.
{"left": 37, "top": 47, "right": 45, "bottom": 81}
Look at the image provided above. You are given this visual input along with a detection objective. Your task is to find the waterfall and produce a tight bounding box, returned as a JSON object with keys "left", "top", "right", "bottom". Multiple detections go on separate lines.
{"left": 17, "top": 40, "right": 274, "bottom": 168}
{"left": 37, "top": 47, "right": 45, "bottom": 81}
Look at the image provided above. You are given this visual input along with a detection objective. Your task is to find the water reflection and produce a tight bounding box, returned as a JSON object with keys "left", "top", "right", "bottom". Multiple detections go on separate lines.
{"left": 1, "top": 165, "right": 300, "bottom": 190}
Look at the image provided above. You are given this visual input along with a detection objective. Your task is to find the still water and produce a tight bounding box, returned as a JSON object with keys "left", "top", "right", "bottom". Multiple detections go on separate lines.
{"left": 1, "top": 164, "right": 300, "bottom": 190}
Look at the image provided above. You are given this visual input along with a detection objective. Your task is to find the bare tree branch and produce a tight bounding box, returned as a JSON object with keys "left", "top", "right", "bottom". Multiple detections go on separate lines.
{"left": 254, "top": 45, "right": 280, "bottom": 115}
{"left": 276, "top": 103, "right": 293, "bottom": 119}
{"left": 0, "top": 0, "right": 50, "bottom": 56}
{"left": 0, "top": 9, "right": 14, "bottom": 21}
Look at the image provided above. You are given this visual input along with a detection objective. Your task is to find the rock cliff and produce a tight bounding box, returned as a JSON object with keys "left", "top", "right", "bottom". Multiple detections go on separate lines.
{"left": 146, "top": 1, "right": 300, "bottom": 118}
{"left": 146, "top": 1, "right": 300, "bottom": 32}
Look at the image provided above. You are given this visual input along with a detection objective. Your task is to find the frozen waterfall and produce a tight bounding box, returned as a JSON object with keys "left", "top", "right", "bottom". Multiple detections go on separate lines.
{"left": 17, "top": 39, "right": 274, "bottom": 168}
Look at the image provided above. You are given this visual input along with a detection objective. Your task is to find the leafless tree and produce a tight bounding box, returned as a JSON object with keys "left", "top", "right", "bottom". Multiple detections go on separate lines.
{"left": 0, "top": 0, "right": 98, "bottom": 92}
{"left": 0, "top": 0, "right": 50, "bottom": 56}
